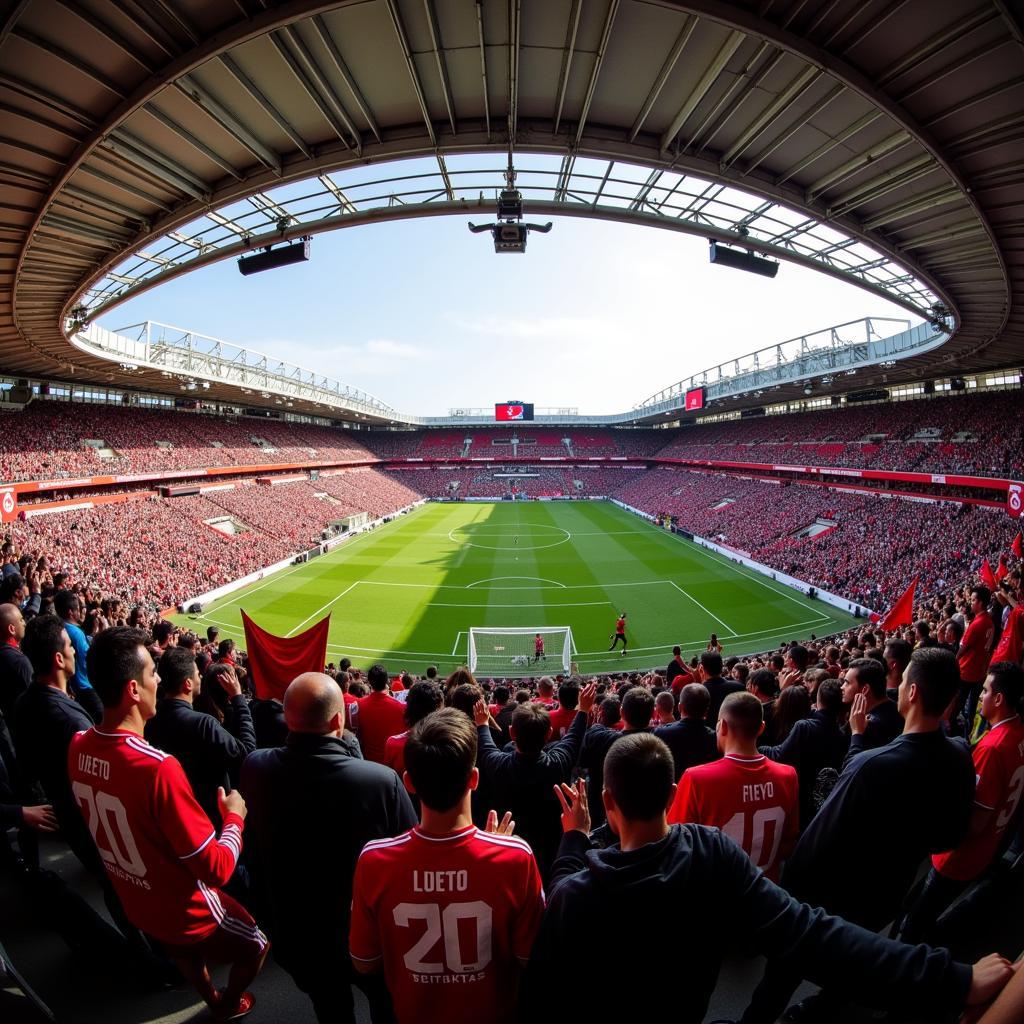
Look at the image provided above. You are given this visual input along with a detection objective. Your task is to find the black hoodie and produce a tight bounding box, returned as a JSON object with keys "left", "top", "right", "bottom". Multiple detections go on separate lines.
{"left": 522, "top": 825, "right": 970, "bottom": 1024}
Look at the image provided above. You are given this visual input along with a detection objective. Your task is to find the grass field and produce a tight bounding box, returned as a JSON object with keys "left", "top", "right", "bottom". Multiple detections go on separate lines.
{"left": 174, "top": 501, "right": 860, "bottom": 676}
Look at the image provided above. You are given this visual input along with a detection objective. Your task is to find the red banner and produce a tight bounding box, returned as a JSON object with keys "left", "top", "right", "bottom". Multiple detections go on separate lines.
{"left": 1008, "top": 482, "right": 1023, "bottom": 518}
{"left": 878, "top": 575, "right": 919, "bottom": 631}
{"left": 0, "top": 487, "right": 17, "bottom": 523}
{"left": 241, "top": 609, "right": 331, "bottom": 701}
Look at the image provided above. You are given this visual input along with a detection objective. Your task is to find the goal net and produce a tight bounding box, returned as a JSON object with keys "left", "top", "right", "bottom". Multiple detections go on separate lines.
{"left": 468, "top": 626, "right": 573, "bottom": 675}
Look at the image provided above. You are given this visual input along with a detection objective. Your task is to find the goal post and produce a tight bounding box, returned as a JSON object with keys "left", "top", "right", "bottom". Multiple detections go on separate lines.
{"left": 468, "top": 626, "right": 573, "bottom": 675}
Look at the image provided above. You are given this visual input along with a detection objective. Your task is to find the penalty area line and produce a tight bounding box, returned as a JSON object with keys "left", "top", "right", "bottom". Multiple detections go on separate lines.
{"left": 286, "top": 581, "right": 359, "bottom": 638}
{"left": 668, "top": 581, "right": 737, "bottom": 638}
{"left": 451, "top": 631, "right": 464, "bottom": 656}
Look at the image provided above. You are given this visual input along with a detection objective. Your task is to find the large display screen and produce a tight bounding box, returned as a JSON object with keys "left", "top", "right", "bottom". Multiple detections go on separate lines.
{"left": 495, "top": 402, "right": 535, "bottom": 421}
{"left": 684, "top": 387, "right": 706, "bottom": 412}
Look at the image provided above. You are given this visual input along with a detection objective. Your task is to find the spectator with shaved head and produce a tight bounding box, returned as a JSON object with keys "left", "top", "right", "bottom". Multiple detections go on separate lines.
{"left": 240, "top": 672, "right": 416, "bottom": 1024}
{"left": 653, "top": 682, "right": 719, "bottom": 782}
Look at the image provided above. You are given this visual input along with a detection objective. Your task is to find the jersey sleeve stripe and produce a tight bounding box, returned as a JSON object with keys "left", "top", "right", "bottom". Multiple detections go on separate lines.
{"left": 125, "top": 737, "right": 168, "bottom": 762}
{"left": 359, "top": 834, "right": 412, "bottom": 856}
{"left": 350, "top": 952, "right": 383, "bottom": 963}
{"left": 475, "top": 831, "right": 534, "bottom": 853}
{"left": 179, "top": 831, "right": 216, "bottom": 860}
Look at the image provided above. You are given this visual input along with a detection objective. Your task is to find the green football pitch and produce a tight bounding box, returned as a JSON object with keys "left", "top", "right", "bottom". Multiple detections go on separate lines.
{"left": 174, "top": 501, "right": 860, "bottom": 677}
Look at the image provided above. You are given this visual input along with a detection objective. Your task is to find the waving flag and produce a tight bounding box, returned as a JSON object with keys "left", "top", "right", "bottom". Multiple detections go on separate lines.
{"left": 878, "top": 575, "right": 919, "bottom": 631}
{"left": 980, "top": 559, "right": 997, "bottom": 590}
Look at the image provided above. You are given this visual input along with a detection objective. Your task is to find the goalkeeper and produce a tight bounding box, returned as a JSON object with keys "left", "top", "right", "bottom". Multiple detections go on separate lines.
{"left": 608, "top": 612, "right": 628, "bottom": 655}
{"left": 534, "top": 633, "right": 546, "bottom": 663}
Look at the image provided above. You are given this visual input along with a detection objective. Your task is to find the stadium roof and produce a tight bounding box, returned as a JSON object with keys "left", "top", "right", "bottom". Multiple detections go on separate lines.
{"left": 1, "top": 0, "right": 1021, "bottom": 421}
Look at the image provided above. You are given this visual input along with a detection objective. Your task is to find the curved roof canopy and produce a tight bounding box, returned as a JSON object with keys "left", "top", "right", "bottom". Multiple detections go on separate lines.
{"left": 1, "top": 0, "right": 1021, "bottom": 415}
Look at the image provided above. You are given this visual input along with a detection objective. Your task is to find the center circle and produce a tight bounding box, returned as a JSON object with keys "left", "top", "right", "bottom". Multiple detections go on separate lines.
{"left": 448, "top": 523, "right": 571, "bottom": 551}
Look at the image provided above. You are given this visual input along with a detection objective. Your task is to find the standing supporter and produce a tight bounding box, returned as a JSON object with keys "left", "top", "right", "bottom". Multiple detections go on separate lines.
{"left": 991, "top": 577, "right": 1024, "bottom": 665}
{"left": 747, "top": 667, "right": 780, "bottom": 743}
{"left": 546, "top": 679, "right": 579, "bottom": 738}
{"left": 779, "top": 644, "right": 809, "bottom": 689}
{"left": 355, "top": 663, "right": 407, "bottom": 764}
{"left": 742, "top": 647, "right": 976, "bottom": 1024}
{"left": 473, "top": 682, "right": 596, "bottom": 879}
{"left": 958, "top": 585, "right": 995, "bottom": 732}
{"left": 666, "top": 645, "right": 693, "bottom": 691}
{"left": 839, "top": 657, "right": 904, "bottom": 763}
{"left": 523, "top": 732, "right": 1012, "bottom": 1024}
{"left": 882, "top": 637, "right": 913, "bottom": 701}
{"left": 653, "top": 682, "right": 718, "bottom": 781}
{"left": 490, "top": 685, "right": 516, "bottom": 747}
{"left": 700, "top": 650, "right": 744, "bottom": 723}
{"left": 899, "top": 661, "right": 1024, "bottom": 944}
{"left": 669, "top": 692, "right": 798, "bottom": 881}
{"left": 68, "top": 627, "right": 267, "bottom": 1020}
{"left": 532, "top": 676, "right": 556, "bottom": 708}
{"left": 759, "top": 679, "right": 847, "bottom": 831}
{"left": 653, "top": 689, "right": 676, "bottom": 725}
{"left": 249, "top": 694, "right": 286, "bottom": 749}
{"left": 350, "top": 708, "right": 544, "bottom": 1024}
{"left": 0, "top": 602, "right": 32, "bottom": 721}
{"left": 144, "top": 647, "right": 256, "bottom": 824}
{"left": 383, "top": 678, "right": 444, "bottom": 777}
{"left": 241, "top": 673, "right": 417, "bottom": 1024}
{"left": 54, "top": 590, "right": 102, "bottom": 723}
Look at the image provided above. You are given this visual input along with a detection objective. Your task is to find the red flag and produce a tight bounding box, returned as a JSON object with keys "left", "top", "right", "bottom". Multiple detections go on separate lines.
{"left": 241, "top": 609, "right": 331, "bottom": 701}
{"left": 996, "top": 555, "right": 1009, "bottom": 582}
{"left": 980, "top": 559, "right": 997, "bottom": 590}
{"left": 878, "top": 575, "right": 919, "bottom": 631}
{"left": 1013, "top": 531, "right": 1023, "bottom": 559}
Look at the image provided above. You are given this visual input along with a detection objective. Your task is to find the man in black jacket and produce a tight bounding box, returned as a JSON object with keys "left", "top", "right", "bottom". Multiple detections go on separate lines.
{"left": 523, "top": 732, "right": 1012, "bottom": 1024}
{"left": 240, "top": 672, "right": 416, "bottom": 1024}
{"left": 743, "top": 647, "right": 976, "bottom": 1024}
{"left": 653, "top": 682, "right": 718, "bottom": 781}
{"left": 473, "top": 681, "right": 596, "bottom": 879}
{"left": 700, "top": 650, "right": 744, "bottom": 723}
{"left": 144, "top": 647, "right": 256, "bottom": 824}
{"left": 840, "top": 656, "right": 903, "bottom": 767}
{"left": 759, "top": 677, "right": 848, "bottom": 830}
{"left": 0, "top": 602, "right": 32, "bottom": 722}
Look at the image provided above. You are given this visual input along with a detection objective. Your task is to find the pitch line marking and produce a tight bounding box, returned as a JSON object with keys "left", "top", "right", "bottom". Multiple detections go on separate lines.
{"left": 668, "top": 581, "right": 738, "bottom": 638}
{"left": 427, "top": 601, "right": 612, "bottom": 609}
{"left": 465, "top": 576, "right": 567, "bottom": 589}
{"left": 452, "top": 631, "right": 464, "bottom": 656}
{"left": 286, "top": 581, "right": 359, "bottom": 637}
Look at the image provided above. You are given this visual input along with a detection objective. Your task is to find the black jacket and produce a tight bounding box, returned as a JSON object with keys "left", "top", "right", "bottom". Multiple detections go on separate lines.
{"left": 144, "top": 695, "right": 256, "bottom": 822}
{"left": 653, "top": 718, "right": 719, "bottom": 781}
{"left": 0, "top": 643, "right": 33, "bottom": 723}
{"left": 250, "top": 698, "right": 288, "bottom": 749}
{"left": 784, "top": 729, "right": 974, "bottom": 929}
{"left": 239, "top": 733, "right": 416, "bottom": 983}
{"left": 578, "top": 724, "right": 653, "bottom": 828}
{"left": 476, "top": 710, "right": 587, "bottom": 879}
{"left": 704, "top": 676, "right": 745, "bottom": 723}
{"left": 523, "top": 825, "right": 971, "bottom": 1024}
{"left": 760, "top": 710, "right": 848, "bottom": 829}
{"left": 841, "top": 699, "right": 904, "bottom": 769}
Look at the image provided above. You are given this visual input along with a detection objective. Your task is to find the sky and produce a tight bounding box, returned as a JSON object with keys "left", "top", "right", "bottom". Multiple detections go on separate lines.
{"left": 102, "top": 198, "right": 918, "bottom": 417}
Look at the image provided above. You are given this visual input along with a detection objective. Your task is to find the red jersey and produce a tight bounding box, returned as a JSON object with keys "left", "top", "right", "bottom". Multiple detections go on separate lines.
{"left": 991, "top": 606, "right": 1024, "bottom": 665}
{"left": 547, "top": 706, "right": 576, "bottom": 740}
{"left": 67, "top": 728, "right": 246, "bottom": 945}
{"left": 668, "top": 754, "right": 799, "bottom": 882}
{"left": 384, "top": 731, "right": 409, "bottom": 776}
{"left": 958, "top": 610, "right": 994, "bottom": 683}
{"left": 933, "top": 715, "right": 1024, "bottom": 881}
{"left": 534, "top": 636, "right": 544, "bottom": 653}
{"left": 357, "top": 691, "right": 408, "bottom": 764}
{"left": 350, "top": 825, "right": 545, "bottom": 1024}
{"left": 615, "top": 617, "right": 626, "bottom": 635}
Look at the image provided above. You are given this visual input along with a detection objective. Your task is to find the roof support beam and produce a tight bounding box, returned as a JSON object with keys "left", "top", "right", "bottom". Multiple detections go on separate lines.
{"left": 553, "top": 0, "right": 582, "bottom": 136}
{"left": 474, "top": 0, "right": 491, "bottom": 139}
{"left": 660, "top": 30, "right": 743, "bottom": 152}
{"left": 143, "top": 105, "right": 243, "bottom": 180}
{"left": 826, "top": 155, "right": 936, "bottom": 216}
{"left": 220, "top": 54, "right": 313, "bottom": 159}
{"left": 0, "top": 1, "right": 29, "bottom": 47}
{"left": 12, "top": 27, "right": 127, "bottom": 98}
{"left": 105, "top": 130, "right": 211, "bottom": 199}
{"left": 54, "top": 0, "right": 154, "bottom": 72}
{"left": 436, "top": 154, "right": 454, "bottom": 200}
{"left": 0, "top": 73, "right": 95, "bottom": 130}
{"left": 507, "top": 0, "right": 520, "bottom": 144}
{"left": 384, "top": 0, "right": 436, "bottom": 146}
{"left": 79, "top": 160, "right": 173, "bottom": 211}
{"left": 804, "top": 130, "right": 910, "bottom": 197}
{"left": 274, "top": 27, "right": 360, "bottom": 151}
{"left": 311, "top": 15, "right": 380, "bottom": 143}
{"left": 176, "top": 75, "right": 283, "bottom": 175}
{"left": 318, "top": 174, "right": 356, "bottom": 215}
{"left": 573, "top": 0, "right": 620, "bottom": 149}
{"left": 628, "top": 15, "right": 695, "bottom": 142}
{"left": 422, "top": 0, "right": 457, "bottom": 135}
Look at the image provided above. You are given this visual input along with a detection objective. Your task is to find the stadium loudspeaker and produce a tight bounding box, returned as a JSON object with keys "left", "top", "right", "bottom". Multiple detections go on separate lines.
{"left": 923, "top": 381, "right": 935, "bottom": 394}
{"left": 189, "top": 602, "right": 203, "bottom": 614}
{"left": 238, "top": 239, "right": 310, "bottom": 276}
{"left": 709, "top": 241, "right": 780, "bottom": 279}
{"left": 950, "top": 377, "right": 967, "bottom": 391}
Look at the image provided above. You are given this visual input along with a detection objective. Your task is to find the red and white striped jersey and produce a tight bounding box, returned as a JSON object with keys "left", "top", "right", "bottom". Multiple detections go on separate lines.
{"left": 350, "top": 824, "right": 545, "bottom": 1024}
{"left": 67, "top": 727, "right": 244, "bottom": 945}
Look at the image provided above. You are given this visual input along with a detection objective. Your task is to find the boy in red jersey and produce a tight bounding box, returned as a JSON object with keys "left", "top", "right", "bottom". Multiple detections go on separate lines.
{"left": 67, "top": 627, "right": 267, "bottom": 1020}
{"left": 533, "top": 633, "right": 545, "bottom": 663}
{"left": 350, "top": 707, "right": 544, "bottom": 1024}
{"left": 899, "top": 660, "right": 1024, "bottom": 943}
{"left": 608, "top": 612, "right": 628, "bottom": 655}
{"left": 668, "top": 691, "right": 798, "bottom": 881}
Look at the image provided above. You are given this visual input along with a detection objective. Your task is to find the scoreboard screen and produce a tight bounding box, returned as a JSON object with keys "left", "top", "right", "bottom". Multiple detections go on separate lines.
{"left": 684, "top": 387, "right": 706, "bottom": 412}
{"left": 495, "top": 402, "right": 534, "bottom": 421}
